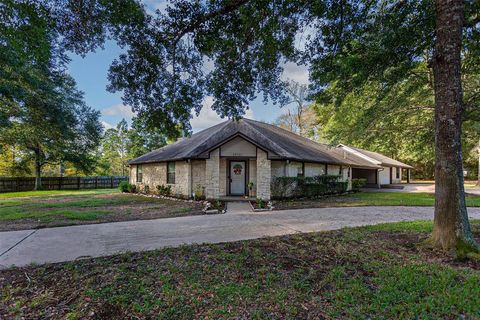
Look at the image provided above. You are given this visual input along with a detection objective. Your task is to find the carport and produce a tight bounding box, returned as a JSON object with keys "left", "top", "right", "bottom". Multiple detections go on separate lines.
{"left": 352, "top": 168, "right": 379, "bottom": 187}
{"left": 352, "top": 167, "right": 412, "bottom": 188}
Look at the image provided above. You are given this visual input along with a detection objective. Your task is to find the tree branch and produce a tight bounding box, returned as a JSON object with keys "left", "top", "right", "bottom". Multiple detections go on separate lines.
{"left": 172, "top": 0, "right": 251, "bottom": 46}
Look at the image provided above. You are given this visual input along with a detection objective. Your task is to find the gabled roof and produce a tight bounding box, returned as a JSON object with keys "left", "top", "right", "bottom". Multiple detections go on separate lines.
{"left": 128, "top": 118, "right": 382, "bottom": 169}
{"left": 338, "top": 144, "right": 413, "bottom": 169}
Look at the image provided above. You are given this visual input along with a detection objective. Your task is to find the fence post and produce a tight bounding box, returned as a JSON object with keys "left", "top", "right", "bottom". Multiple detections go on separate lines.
{"left": 77, "top": 177, "right": 81, "bottom": 189}
{"left": 95, "top": 176, "right": 98, "bottom": 189}
{"left": 59, "top": 176, "right": 62, "bottom": 190}
{"left": 111, "top": 176, "right": 114, "bottom": 188}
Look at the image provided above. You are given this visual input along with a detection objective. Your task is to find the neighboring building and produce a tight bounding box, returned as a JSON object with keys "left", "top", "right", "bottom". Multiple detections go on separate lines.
{"left": 128, "top": 118, "right": 412, "bottom": 200}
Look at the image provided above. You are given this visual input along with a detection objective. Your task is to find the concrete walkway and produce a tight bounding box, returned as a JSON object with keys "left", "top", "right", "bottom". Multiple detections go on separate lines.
{"left": 1, "top": 206, "right": 480, "bottom": 269}
{"left": 226, "top": 201, "right": 252, "bottom": 213}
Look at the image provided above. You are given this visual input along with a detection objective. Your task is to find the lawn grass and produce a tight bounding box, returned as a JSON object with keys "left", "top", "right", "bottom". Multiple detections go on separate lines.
{"left": 0, "top": 190, "right": 201, "bottom": 230}
{"left": 275, "top": 191, "right": 480, "bottom": 209}
{"left": 354, "top": 192, "right": 480, "bottom": 206}
{"left": 1, "top": 220, "right": 479, "bottom": 319}
{"left": 0, "top": 189, "right": 115, "bottom": 198}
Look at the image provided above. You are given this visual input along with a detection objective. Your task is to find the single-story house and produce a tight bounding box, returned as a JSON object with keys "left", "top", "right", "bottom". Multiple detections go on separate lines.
{"left": 128, "top": 118, "right": 412, "bottom": 200}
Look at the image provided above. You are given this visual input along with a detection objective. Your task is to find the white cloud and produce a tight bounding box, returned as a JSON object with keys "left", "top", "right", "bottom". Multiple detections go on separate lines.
{"left": 101, "top": 121, "right": 114, "bottom": 130}
{"left": 281, "top": 62, "right": 310, "bottom": 84}
{"left": 191, "top": 96, "right": 255, "bottom": 132}
{"left": 101, "top": 104, "right": 135, "bottom": 120}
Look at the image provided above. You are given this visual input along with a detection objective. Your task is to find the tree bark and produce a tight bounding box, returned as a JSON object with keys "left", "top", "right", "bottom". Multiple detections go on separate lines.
{"left": 431, "top": 0, "right": 478, "bottom": 253}
{"left": 34, "top": 148, "right": 42, "bottom": 191}
{"left": 477, "top": 142, "right": 480, "bottom": 186}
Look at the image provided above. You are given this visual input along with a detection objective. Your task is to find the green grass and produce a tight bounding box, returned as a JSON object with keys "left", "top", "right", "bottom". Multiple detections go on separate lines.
{"left": 0, "top": 189, "right": 116, "bottom": 198}
{"left": 0, "top": 207, "right": 112, "bottom": 221}
{"left": 0, "top": 189, "right": 201, "bottom": 229}
{"left": 0, "top": 191, "right": 136, "bottom": 221}
{"left": 277, "top": 191, "right": 480, "bottom": 209}
{"left": 352, "top": 192, "right": 480, "bottom": 207}
{"left": 2, "top": 220, "right": 479, "bottom": 319}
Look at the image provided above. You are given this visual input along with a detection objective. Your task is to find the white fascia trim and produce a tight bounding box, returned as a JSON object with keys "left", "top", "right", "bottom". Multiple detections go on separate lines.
{"left": 337, "top": 144, "right": 382, "bottom": 166}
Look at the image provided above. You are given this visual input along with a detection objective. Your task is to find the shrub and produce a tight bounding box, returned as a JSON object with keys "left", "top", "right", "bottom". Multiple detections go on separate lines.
{"left": 256, "top": 198, "right": 265, "bottom": 209}
{"left": 127, "top": 183, "right": 136, "bottom": 193}
{"left": 194, "top": 184, "right": 206, "bottom": 200}
{"left": 271, "top": 175, "right": 348, "bottom": 199}
{"left": 156, "top": 184, "right": 172, "bottom": 196}
{"left": 119, "top": 181, "right": 136, "bottom": 193}
{"left": 351, "top": 178, "right": 367, "bottom": 192}
{"left": 143, "top": 185, "right": 150, "bottom": 194}
{"left": 119, "top": 181, "right": 130, "bottom": 193}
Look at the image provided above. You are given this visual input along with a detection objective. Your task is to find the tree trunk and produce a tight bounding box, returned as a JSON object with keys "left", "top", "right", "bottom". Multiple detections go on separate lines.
{"left": 477, "top": 143, "right": 480, "bottom": 186}
{"left": 431, "top": 0, "right": 478, "bottom": 254}
{"left": 34, "top": 148, "right": 42, "bottom": 191}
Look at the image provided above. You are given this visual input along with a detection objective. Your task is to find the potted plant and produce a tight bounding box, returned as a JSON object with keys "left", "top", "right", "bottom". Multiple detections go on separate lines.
{"left": 247, "top": 181, "right": 255, "bottom": 197}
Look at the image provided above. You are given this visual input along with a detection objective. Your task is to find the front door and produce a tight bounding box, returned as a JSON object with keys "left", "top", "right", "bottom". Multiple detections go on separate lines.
{"left": 230, "top": 161, "right": 246, "bottom": 195}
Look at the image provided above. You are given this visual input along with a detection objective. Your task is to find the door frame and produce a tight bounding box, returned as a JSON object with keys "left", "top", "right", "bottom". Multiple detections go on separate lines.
{"left": 227, "top": 159, "right": 248, "bottom": 196}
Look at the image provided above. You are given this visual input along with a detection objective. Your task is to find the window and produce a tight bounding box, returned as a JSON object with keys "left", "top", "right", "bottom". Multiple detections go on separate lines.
{"left": 167, "top": 162, "right": 175, "bottom": 184}
{"left": 136, "top": 165, "right": 143, "bottom": 183}
{"left": 295, "top": 162, "right": 304, "bottom": 177}
{"left": 396, "top": 167, "right": 400, "bottom": 179}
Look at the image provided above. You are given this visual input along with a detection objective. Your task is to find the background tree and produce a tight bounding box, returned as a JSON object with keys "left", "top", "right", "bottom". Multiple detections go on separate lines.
{"left": 96, "top": 118, "right": 167, "bottom": 176}
{"left": 0, "top": 72, "right": 102, "bottom": 189}
{"left": 127, "top": 117, "right": 167, "bottom": 159}
{"left": 99, "top": 120, "right": 129, "bottom": 176}
{"left": 0, "top": 0, "right": 145, "bottom": 186}
{"left": 274, "top": 80, "right": 319, "bottom": 139}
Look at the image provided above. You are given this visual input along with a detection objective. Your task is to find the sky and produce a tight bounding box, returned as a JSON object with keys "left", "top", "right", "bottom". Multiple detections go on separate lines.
{"left": 67, "top": 1, "right": 310, "bottom": 133}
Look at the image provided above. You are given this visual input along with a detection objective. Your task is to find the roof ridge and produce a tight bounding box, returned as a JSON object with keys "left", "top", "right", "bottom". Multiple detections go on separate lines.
{"left": 242, "top": 119, "right": 290, "bottom": 157}
{"left": 244, "top": 118, "right": 338, "bottom": 150}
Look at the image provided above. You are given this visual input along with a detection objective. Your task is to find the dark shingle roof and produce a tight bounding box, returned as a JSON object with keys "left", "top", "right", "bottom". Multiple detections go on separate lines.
{"left": 128, "top": 119, "right": 381, "bottom": 168}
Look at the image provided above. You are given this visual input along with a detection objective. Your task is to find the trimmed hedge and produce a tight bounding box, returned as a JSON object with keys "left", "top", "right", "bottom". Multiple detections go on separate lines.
{"left": 271, "top": 175, "right": 348, "bottom": 199}
{"left": 351, "top": 178, "right": 367, "bottom": 191}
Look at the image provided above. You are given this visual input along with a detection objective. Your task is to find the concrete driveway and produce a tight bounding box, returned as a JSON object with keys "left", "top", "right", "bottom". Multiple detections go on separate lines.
{"left": 1, "top": 206, "right": 480, "bottom": 269}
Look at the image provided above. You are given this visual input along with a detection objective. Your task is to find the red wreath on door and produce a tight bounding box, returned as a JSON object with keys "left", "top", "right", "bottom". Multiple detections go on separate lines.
{"left": 233, "top": 164, "right": 243, "bottom": 175}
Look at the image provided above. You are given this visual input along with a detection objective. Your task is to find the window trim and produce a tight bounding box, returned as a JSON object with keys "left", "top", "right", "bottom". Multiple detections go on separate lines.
{"left": 396, "top": 167, "right": 400, "bottom": 179}
{"left": 136, "top": 164, "right": 143, "bottom": 183}
{"left": 167, "top": 161, "right": 176, "bottom": 184}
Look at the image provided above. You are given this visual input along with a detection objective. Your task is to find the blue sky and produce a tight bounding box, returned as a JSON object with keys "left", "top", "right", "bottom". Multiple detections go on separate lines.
{"left": 67, "top": 1, "right": 310, "bottom": 132}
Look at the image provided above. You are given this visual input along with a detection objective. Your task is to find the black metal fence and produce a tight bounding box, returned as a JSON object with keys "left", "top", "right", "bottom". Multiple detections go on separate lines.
{"left": 0, "top": 176, "right": 128, "bottom": 193}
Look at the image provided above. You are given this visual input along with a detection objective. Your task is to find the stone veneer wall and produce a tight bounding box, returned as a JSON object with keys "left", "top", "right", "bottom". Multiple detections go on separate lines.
{"left": 249, "top": 159, "right": 257, "bottom": 194}
{"left": 205, "top": 148, "right": 220, "bottom": 199}
{"left": 173, "top": 161, "right": 191, "bottom": 197}
{"left": 129, "top": 165, "right": 137, "bottom": 184}
{"left": 130, "top": 161, "right": 191, "bottom": 198}
{"left": 256, "top": 148, "right": 271, "bottom": 200}
{"left": 191, "top": 160, "right": 206, "bottom": 197}
{"left": 219, "top": 158, "right": 227, "bottom": 196}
